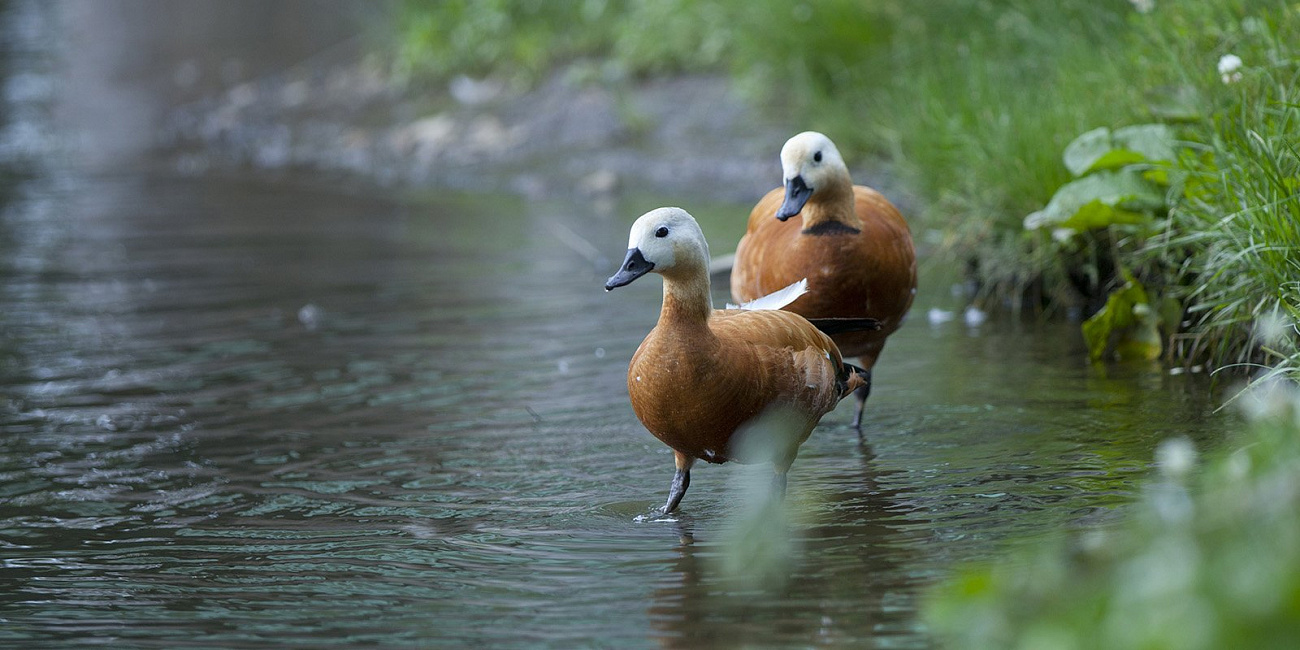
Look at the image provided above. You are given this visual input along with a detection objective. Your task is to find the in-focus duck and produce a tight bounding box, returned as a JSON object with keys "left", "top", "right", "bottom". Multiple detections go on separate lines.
{"left": 731, "top": 132, "right": 917, "bottom": 431}
{"left": 605, "top": 207, "right": 880, "bottom": 513}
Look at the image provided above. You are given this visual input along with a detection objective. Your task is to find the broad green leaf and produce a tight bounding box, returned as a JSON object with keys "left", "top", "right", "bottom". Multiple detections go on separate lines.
{"left": 1114, "top": 309, "right": 1163, "bottom": 362}
{"left": 1081, "top": 274, "right": 1162, "bottom": 362}
{"left": 1063, "top": 127, "right": 1113, "bottom": 177}
{"left": 1113, "top": 124, "right": 1177, "bottom": 164}
{"left": 1023, "top": 170, "right": 1164, "bottom": 231}
{"left": 1056, "top": 199, "right": 1148, "bottom": 231}
{"left": 1061, "top": 124, "right": 1177, "bottom": 176}
{"left": 1088, "top": 149, "right": 1147, "bottom": 172}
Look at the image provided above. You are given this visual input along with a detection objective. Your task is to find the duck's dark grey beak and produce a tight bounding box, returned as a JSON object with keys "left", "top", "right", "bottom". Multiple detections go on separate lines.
{"left": 775, "top": 175, "right": 813, "bottom": 221}
{"left": 605, "top": 248, "right": 654, "bottom": 291}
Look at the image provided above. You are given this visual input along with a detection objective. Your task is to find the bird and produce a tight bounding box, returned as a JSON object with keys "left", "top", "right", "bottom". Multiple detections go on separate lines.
{"left": 731, "top": 131, "right": 917, "bottom": 432}
{"left": 605, "top": 207, "right": 881, "bottom": 513}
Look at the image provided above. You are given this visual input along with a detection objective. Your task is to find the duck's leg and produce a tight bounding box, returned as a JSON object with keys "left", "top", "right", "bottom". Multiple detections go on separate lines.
{"left": 661, "top": 452, "right": 695, "bottom": 513}
{"left": 771, "top": 447, "right": 799, "bottom": 500}
{"left": 849, "top": 368, "right": 874, "bottom": 433}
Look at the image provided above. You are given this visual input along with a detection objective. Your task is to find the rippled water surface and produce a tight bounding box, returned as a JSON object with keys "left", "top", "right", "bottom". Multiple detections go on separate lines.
{"left": 0, "top": 167, "right": 1231, "bottom": 648}
{"left": 0, "top": 4, "right": 1233, "bottom": 648}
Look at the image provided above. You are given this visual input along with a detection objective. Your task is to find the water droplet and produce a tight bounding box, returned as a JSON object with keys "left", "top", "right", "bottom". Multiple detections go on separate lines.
{"left": 927, "top": 308, "right": 954, "bottom": 325}
{"left": 298, "top": 304, "right": 321, "bottom": 330}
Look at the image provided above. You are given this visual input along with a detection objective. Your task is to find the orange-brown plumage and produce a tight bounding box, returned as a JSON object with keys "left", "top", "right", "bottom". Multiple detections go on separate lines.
{"left": 628, "top": 307, "right": 861, "bottom": 466}
{"left": 731, "top": 132, "right": 917, "bottom": 431}
{"left": 606, "top": 207, "right": 873, "bottom": 512}
{"left": 732, "top": 184, "right": 916, "bottom": 366}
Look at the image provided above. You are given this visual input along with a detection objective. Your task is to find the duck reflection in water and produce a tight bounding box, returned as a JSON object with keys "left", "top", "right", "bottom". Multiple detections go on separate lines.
{"left": 645, "top": 440, "right": 921, "bottom": 648}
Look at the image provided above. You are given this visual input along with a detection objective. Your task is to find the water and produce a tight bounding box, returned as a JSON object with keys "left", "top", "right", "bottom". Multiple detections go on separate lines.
{"left": 0, "top": 168, "right": 1231, "bottom": 647}
{"left": 0, "top": 4, "right": 1232, "bottom": 648}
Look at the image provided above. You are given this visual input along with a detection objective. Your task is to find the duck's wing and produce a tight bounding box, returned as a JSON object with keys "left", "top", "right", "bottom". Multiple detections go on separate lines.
{"left": 803, "top": 317, "right": 882, "bottom": 335}
{"left": 710, "top": 309, "right": 854, "bottom": 407}
{"left": 711, "top": 309, "right": 833, "bottom": 354}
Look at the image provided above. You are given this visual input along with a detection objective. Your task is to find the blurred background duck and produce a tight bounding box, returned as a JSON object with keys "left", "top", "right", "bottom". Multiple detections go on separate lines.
{"left": 731, "top": 132, "right": 917, "bottom": 432}
{"left": 605, "top": 207, "right": 879, "bottom": 513}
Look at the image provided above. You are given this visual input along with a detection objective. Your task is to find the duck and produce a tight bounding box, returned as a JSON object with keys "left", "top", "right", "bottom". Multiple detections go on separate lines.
{"left": 605, "top": 207, "right": 880, "bottom": 513}
{"left": 731, "top": 131, "right": 917, "bottom": 432}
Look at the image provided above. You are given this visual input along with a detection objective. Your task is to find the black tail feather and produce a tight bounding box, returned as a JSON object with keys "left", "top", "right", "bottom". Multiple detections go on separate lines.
{"left": 836, "top": 361, "right": 871, "bottom": 396}
{"left": 806, "top": 317, "right": 882, "bottom": 335}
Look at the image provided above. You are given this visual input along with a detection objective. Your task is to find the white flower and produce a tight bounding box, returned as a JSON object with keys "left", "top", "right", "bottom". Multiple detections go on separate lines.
{"left": 1254, "top": 308, "right": 1294, "bottom": 348}
{"left": 1218, "top": 54, "right": 1243, "bottom": 83}
{"left": 1128, "top": 0, "right": 1155, "bottom": 14}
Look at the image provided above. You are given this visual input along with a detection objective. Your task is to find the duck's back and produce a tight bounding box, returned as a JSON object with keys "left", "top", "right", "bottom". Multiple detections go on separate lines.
{"left": 731, "top": 186, "right": 917, "bottom": 361}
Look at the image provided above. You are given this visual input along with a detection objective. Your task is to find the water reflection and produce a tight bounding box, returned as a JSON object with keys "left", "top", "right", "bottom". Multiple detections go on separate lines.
{"left": 650, "top": 441, "right": 921, "bottom": 648}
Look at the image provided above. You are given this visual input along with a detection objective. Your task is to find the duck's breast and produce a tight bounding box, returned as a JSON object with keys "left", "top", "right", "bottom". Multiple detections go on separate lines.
{"left": 627, "top": 331, "right": 764, "bottom": 463}
{"left": 731, "top": 187, "right": 806, "bottom": 304}
{"left": 733, "top": 187, "right": 917, "bottom": 359}
{"left": 627, "top": 312, "right": 843, "bottom": 464}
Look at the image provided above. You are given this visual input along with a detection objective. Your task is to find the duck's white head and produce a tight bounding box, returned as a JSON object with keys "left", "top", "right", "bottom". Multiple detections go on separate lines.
{"left": 776, "top": 131, "right": 848, "bottom": 221}
{"left": 605, "top": 207, "right": 710, "bottom": 290}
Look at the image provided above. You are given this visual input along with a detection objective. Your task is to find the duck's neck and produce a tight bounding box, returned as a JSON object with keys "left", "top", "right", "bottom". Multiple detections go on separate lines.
{"left": 659, "top": 266, "right": 713, "bottom": 330}
{"left": 800, "top": 174, "right": 862, "bottom": 231}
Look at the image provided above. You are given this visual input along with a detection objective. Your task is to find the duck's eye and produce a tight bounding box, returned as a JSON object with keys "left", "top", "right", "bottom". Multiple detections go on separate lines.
{"left": 813, "top": 151, "right": 823, "bottom": 163}
{"left": 655, "top": 226, "right": 669, "bottom": 238}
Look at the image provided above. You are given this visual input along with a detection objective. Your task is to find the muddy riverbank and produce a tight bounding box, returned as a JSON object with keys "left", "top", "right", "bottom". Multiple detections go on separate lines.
{"left": 48, "top": 0, "right": 916, "bottom": 227}
{"left": 158, "top": 63, "right": 800, "bottom": 203}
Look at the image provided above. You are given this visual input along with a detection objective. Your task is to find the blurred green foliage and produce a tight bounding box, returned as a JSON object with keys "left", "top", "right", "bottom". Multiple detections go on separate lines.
{"left": 393, "top": 0, "right": 736, "bottom": 82}
{"left": 925, "top": 382, "right": 1300, "bottom": 649}
{"left": 394, "top": 0, "right": 1300, "bottom": 379}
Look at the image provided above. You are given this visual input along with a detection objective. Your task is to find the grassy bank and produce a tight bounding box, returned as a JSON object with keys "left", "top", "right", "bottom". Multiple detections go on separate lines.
{"left": 393, "top": 0, "right": 1299, "bottom": 380}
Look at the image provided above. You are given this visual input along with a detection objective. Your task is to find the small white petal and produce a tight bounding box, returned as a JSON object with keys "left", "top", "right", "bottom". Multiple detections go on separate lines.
{"left": 1217, "top": 54, "right": 1243, "bottom": 75}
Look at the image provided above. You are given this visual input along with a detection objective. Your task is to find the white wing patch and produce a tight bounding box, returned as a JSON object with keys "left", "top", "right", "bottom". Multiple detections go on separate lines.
{"left": 726, "top": 278, "right": 809, "bottom": 311}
